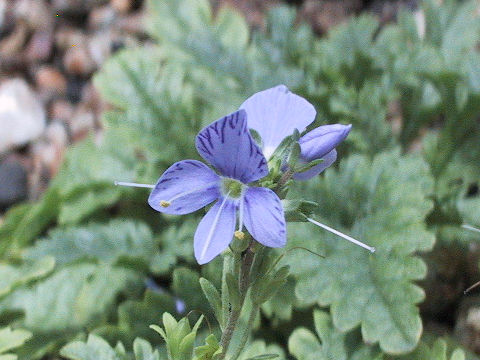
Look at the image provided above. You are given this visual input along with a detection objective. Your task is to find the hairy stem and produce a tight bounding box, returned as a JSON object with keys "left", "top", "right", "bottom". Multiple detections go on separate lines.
{"left": 219, "top": 248, "right": 255, "bottom": 358}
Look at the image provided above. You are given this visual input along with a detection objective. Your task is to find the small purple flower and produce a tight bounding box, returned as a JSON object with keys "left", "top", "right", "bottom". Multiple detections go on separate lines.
{"left": 147, "top": 110, "right": 286, "bottom": 264}
{"left": 240, "top": 85, "right": 351, "bottom": 180}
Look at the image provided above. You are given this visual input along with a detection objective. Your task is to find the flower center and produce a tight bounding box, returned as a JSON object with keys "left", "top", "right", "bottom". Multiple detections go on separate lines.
{"left": 221, "top": 177, "right": 245, "bottom": 199}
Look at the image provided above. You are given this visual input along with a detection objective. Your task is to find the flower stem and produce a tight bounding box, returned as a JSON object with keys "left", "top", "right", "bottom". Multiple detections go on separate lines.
{"left": 219, "top": 247, "right": 255, "bottom": 358}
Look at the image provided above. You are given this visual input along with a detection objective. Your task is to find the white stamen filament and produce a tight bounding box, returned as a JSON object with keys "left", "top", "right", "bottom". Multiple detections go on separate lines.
{"left": 462, "top": 224, "right": 480, "bottom": 234}
{"left": 237, "top": 195, "right": 245, "bottom": 232}
{"left": 306, "top": 218, "right": 376, "bottom": 253}
{"left": 114, "top": 181, "right": 155, "bottom": 189}
{"left": 201, "top": 192, "right": 231, "bottom": 260}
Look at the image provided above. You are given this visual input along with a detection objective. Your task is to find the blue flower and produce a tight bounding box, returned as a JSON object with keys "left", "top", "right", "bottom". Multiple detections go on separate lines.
{"left": 240, "top": 85, "right": 351, "bottom": 180}
{"left": 148, "top": 110, "right": 286, "bottom": 264}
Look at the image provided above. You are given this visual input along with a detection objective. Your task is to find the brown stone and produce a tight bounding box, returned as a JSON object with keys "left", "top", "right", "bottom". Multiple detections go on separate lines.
{"left": 300, "top": 0, "right": 362, "bottom": 34}
{"left": 88, "top": 5, "right": 116, "bottom": 29}
{"left": 0, "top": 21, "right": 29, "bottom": 58}
{"left": 111, "top": 0, "right": 132, "bottom": 14}
{"left": 14, "top": 0, "right": 52, "bottom": 31}
{"left": 63, "top": 44, "right": 96, "bottom": 75}
{"left": 55, "top": 26, "right": 86, "bottom": 51}
{"left": 35, "top": 66, "right": 67, "bottom": 96}
{"left": 50, "top": 99, "right": 74, "bottom": 122}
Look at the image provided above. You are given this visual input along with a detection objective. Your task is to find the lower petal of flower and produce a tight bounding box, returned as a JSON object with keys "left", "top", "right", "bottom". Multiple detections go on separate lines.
{"left": 148, "top": 160, "right": 220, "bottom": 215}
{"left": 194, "top": 197, "right": 237, "bottom": 264}
{"left": 243, "top": 187, "right": 286, "bottom": 248}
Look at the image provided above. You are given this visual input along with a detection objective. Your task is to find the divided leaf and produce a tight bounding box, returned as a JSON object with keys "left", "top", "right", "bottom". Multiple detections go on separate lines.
{"left": 287, "top": 150, "right": 435, "bottom": 354}
{"left": 24, "top": 220, "right": 157, "bottom": 269}
{"left": 0, "top": 327, "right": 32, "bottom": 356}
{"left": 288, "top": 310, "right": 382, "bottom": 360}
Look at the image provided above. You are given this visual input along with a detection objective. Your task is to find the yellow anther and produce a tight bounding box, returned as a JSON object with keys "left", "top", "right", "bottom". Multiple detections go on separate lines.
{"left": 234, "top": 231, "right": 245, "bottom": 240}
{"left": 160, "top": 200, "right": 171, "bottom": 208}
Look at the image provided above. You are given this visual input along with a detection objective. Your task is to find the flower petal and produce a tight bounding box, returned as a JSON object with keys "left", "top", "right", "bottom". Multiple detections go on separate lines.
{"left": 294, "top": 149, "right": 337, "bottom": 181}
{"left": 148, "top": 160, "right": 220, "bottom": 214}
{"left": 240, "top": 85, "right": 316, "bottom": 159}
{"left": 195, "top": 110, "right": 268, "bottom": 183}
{"left": 298, "top": 124, "right": 351, "bottom": 162}
{"left": 243, "top": 187, "right": 286, "bottom": 248}
{"left": 194, "top": 198, "right": 236, "bottom": 264}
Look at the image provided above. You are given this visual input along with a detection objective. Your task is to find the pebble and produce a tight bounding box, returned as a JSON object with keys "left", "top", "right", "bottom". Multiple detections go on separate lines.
{"left": 88, "top": 5, "right": 116, "bottom": 29}
{"left": 63, "top": 44, "right": 96, "bottom": 75}
{"left": 0, "top": 159, "right": 28, "bottom": 210}
{"left": 69, "top": 107, "right": 96, "bottom": 141}
{"left": 25, "top": 31, "right": 54, "bottom": 62}
{"left": 88, "top": 30, "right": 113, "bottom": 67}
{"left": 117, "top": 12, "right": 144, "bottom": 34}
{"left": 301, "top": 0, "right": 362, "bottom": 34}
{"left": 14, "top": 0, "right": 52, "bottom": 31}
{"left": 35, "top": 66, "right": 68, "bottom": 97}
{"left": 0, "top": 21, "right": 28, "bottom": 58}
{"left": 55, "top": 26, "right": 86, "bottom": 50}
{"left": 111, "top": 0, "right": 132, "bottom": 14}
{"left": 0, "top": 79, "right": 46, "bottom": 154}
{"left": 50, "top": 99, "right": 75, "bottom": 122}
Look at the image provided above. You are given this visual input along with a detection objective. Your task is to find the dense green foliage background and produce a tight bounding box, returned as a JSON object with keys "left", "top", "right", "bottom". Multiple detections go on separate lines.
{"left": 0, "top": 0, "right": 479, "bottom": 359}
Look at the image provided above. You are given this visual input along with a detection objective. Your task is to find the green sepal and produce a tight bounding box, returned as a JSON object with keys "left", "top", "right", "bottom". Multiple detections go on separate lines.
{"left": 294, "top": 158, "right": 324, "bottom": 174}
{"left": 199, "top": 278, "right": 223, "bottom": 329}
{"left": 282, "top": 199, "right": 319, "bottom": 222}
{"left": 268, "top": 130, "right": 301, "bottom": 166}
{"left": 287, "top": 142, "right": 301, "bottom": 169}
{"left": 226, "top": 273, "right": 242, "bottom": 311}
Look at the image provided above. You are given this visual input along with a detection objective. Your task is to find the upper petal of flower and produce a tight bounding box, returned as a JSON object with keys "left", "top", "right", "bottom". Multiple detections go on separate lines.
{"left": 294, "top": 149, "right": 337, "bottom": 181}
{"left": 195, "top": 110, "right": 268, "bottom": 184}
{"left": 194, "top": 197, "right": 236, "bottom": 264}
{"left": 243, "top": 187, "right": 286, "bottom": 248}
{"left": 298, "top": 124, "right": 351, "bottom": 162}
{"left": 148, "top": 160, "right": 220, "bottom": 214}
{"left": 240, "top": 85, "right": 316, "bottom": 159}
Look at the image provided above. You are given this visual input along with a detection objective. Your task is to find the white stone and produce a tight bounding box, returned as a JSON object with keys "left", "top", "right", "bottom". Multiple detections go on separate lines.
{"left": 0, "top": 79, "right": 46, "bottom": 153}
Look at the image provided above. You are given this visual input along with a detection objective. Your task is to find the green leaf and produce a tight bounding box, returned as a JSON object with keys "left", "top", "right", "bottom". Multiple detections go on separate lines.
{"left": 237, "top": 341, "right": 285, "bottom": 360}
{"left": 261, "top": 276, "right": 296, "bottom": 323}
{"left": 53, "top": 131, "right": 137, "bottom": 199}
{"left": 173, "top": 268, "right": 211, "bottom": 316}
{"left": 0, "top": 187, "right": 60, "bottom": 257}
{"left": 0, "top": 257, "right": 55, "bottom": 298}
{"left": 149, "top": 219, "right": 196, "bottom": 275}
{"left": 194, "top": 334, "right": 221, "bottom": 360}
{"left": 133, "top": 338, "right": 160, "bottom": 360}
{"left": 110, "top": 290, "right": 176, "bottom": 345}
{"left": 288, "top": 310, "right": 382, "bottom": 360}
{"left": 24, "top": 220, "right": 157, "bottom": 269}
{"left": 393, "top": 338, "right": 466, "bottom": 360}
{"left": 199, "top": 278, "right": 223, "bottom": 328}
{"left": 0, "top": 327, "right": 32, "bottom": 355}
{"left": 6, "top": 264, "right": 140, "bottom": 333}
{"left": 287, "top": 150, "right": 435, "bottom": 354}
{"left": 94, "top": 48, "right": 201, "bottom": 163}
{"left": 59, "top": 334, "right": 126, "bottom": 360}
